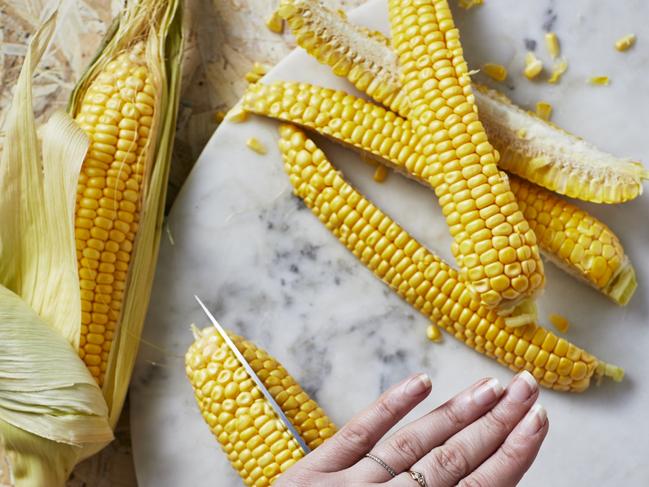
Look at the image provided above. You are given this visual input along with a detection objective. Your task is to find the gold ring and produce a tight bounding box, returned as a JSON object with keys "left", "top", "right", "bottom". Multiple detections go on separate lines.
{"left": 408, "top": 470, "right": 428, "bottom": 487}
{"left": 364, "top": 453, "right": 397, "bottom": 478}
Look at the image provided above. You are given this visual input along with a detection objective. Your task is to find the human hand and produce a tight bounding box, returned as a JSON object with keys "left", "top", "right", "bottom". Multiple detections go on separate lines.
{"left": 275, "top": 371, "right": 547, "bottom": 487}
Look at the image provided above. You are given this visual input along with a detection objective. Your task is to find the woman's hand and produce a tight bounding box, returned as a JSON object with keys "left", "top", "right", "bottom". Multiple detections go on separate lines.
{"left": 276, "top": 371, "right": 547, "bottom": 487}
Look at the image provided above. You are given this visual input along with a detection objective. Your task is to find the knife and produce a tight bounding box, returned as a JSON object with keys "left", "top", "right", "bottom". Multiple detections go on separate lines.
{"left": 194, "top": 295, "right": 311, "bottom": 454}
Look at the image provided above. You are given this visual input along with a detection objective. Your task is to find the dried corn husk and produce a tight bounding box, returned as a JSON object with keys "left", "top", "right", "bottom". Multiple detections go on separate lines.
{"left": 0, "top": 0, "right": 183, "bottom": 484}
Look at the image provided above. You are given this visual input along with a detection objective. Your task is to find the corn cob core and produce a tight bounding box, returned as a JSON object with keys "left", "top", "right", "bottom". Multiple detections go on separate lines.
{"left": 73, "top": 43, "right": 154, "bottom": 385}
{"left": 280, "top": 1, "right": 647, "bottom": 204}
{"left": 244, "top": 81, "right": 635, "bottom": 304}
{"left": 278, "top": 123, "right": 623, "bottom": 392}
{"left": 186, "top": 326, "right": 336, "bottom": 486}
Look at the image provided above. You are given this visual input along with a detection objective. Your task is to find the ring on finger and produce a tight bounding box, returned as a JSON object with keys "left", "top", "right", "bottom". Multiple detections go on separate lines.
{"left": 408, "top": 470, "right": 428, "bottom": 487}
{"left": 364, "top": 453, "right": 397, "bottom": 478}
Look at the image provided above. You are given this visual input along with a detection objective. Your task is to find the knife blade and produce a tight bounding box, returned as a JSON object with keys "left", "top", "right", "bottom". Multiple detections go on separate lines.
{"left": 194, "top": 295, "right": 311, "bottom": 454}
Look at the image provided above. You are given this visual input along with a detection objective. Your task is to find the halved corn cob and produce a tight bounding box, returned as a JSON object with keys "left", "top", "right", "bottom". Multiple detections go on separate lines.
{"left": 186, "top": 326, "right": 336, "bottom": 486}
{"left": 243, "top": 81, "right": 636, "bottom": 304}
{"left": 278, "top": 0, "right": 647, "bottom": 204}
{"left": 277, "top": 123, "right": 622, "bottom": 392}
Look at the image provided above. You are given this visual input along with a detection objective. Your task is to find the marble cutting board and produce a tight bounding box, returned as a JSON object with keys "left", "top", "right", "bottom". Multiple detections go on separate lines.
{"left": 130, "top": 1, "right": 649, "bottom": 485}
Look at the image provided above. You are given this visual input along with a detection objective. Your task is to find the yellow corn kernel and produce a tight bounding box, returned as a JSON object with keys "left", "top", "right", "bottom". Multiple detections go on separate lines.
{"left": 245, "top": 62, "right": 271, "bottom": 84}
{"left": 545, "top": 32, "right": 560, "bottom": 58}
{"left": 549, "top": 314, "right": 570, "bottom": 333}
{"left": 458, "top": 0, "right": 484, "bottom": 9}
{"left": 278, "top": 123, "right": 620, "bottom": 392}
{"left": 266, "top": 10, "right": 284, "bottom": 34}
{"left": 483, "top": 63, "right": 508, "bottom": 82}
{"left": 535, "top": 101, "right": 553, "bottom": 121}
{"left": 226, "top": 105, "right": 249, "bottom": 123}
{"left": 548, "top": 58, "right": 568, "bottom": 84}
{"left": 246, "top": 137, "right": 267, "bottom": 155}
{"left": 516, "top": 128, "right": 527, "bottom": 139}
{"left": 615, "top": 34, "right": 636, "bottom": 51}
{"left": 215, "top": 111, "right": 226, "bottom": 124}
{"left": 373, "top": 165, "right": 389, "bottom": 183}
{"left": 426, "top": 324, "right": 442, "bottom": 342}
{"left": 186, "top": 326, "right": 336, "bottom": 486}
{"left": 74, "top": 45, "right": 153, "bottom": 385}
{"left": 588, "top": 76, "right": 610, "bottom": 86}
{"left": 524, "top": 52, "right": 543, "bottom": 79}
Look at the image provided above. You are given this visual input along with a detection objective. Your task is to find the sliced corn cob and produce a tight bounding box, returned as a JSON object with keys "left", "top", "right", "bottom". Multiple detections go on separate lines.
{"left": 243, "top": 81, "right": 636, "bottom": 304}
{"left": 277, "top": 123, "right": 622, "bottom": 392}
{"left": 186, "top": 326, "right": 336, "bottom": 486}
{"left": 278, "top": 2, "right": 647, "bottom": 203}
{"left": 246, "top": 82, "right": 545, "bottom": 311}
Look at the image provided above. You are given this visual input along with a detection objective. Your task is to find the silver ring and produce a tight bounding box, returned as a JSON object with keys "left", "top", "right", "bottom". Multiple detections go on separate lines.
{"left": 364, "top": 453, "right": 397, "bottom": 478}
{"left": 408, "top": 470, "right": 428, "bottom": 487}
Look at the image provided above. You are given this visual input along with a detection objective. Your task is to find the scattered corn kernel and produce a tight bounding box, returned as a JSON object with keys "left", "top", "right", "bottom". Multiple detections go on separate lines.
{"left": 373, "top": 165, "right": 389, "bottom": 183}
{"left": 483, "top": 63, "right": 508, "bottom": 81}
{"left": 615, "top": 34, "right": 636, "bottom": 52}
{"left": 524, "top": 52, "right": 543, "bottom": 79}
{"left": 245, "top": 62, "right": 271, "bottom": 84}
{"left": 246, "top": 137, "right": 267, "bottom": 155}
{"left": 225, "top": 105, "right": 249, "bottom": 123}
{"left": 548, "top": 58, "right": 568, "bottom": 84}
{"left": 545, "top": 32, "right": 560, "bottom": 58}
{"left": 426, "top": 324, "right": 442, "bottom": 342}
{"left": 588, "top": 76, "right": 610, "bottom": 86}
{"left": 535, "top": 101, "right": 553, "bottom": 121}
{"left": 549, "top": 314, "right": 570, "bottom": 333}
{"left": 266, "top": 10, "right": 284, "bottom": 34}
{"left": 458, "top": 0, "right": 484, "bottom": 10}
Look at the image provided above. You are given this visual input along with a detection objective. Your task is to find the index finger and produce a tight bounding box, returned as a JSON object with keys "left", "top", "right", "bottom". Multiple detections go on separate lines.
{"left": 303, "top": 373, "right": 432, "bottom": 472}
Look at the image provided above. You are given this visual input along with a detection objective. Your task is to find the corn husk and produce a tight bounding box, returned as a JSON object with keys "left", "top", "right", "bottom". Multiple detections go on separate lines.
{"left": 0, "top": 0, "right": 183, "bottom": 484}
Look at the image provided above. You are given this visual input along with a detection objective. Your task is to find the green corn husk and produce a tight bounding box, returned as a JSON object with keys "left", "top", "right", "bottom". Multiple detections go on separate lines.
{"left": 0, "top": 0, "right": 183, "bottom": 484}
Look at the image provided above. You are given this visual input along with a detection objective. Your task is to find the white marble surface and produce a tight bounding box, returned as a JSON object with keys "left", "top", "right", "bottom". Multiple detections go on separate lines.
{"left": 131, "top": 1, "right": 649, "bottom": 485}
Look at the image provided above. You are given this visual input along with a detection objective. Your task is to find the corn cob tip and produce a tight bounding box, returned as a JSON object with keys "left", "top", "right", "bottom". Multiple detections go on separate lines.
{"left": 596, "top": 362, "right": 625, "bottom": 383}
{"left": 603, "top": 261, "right": 637, "bottom": 306}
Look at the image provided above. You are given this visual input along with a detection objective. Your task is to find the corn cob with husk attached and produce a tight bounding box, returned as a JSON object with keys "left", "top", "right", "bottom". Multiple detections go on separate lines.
{"left": 0, "top": 1, "right": 183, "bottom": 485}
{"left": 277, "top": 123, "right": 623, "bottom": 392}
{"left": 278, "top": 0, "right": 648, "bottom": 204}
{"left": 243, "top": 81, "right": 636, "bottom": 305}
{"left": 186, "top": 326, "right": 336, "bottom": 486}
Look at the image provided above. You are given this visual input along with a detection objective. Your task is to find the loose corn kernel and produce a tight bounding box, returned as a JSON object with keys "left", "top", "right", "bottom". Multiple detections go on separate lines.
{"left": 186, "top": 326, "right": 337, "bottom": 486}
{"left": 266, "top": 10, "right": 284, "bottom": 34}
{"left": 483, "top": 63, "right": 508, "bottom": 82}
{"left": 615, "top": 34, "right": 636, "bottom": 52}
{"left": 588, "top": 76, "right": 610, "bottom": 86}
{"left": 215, "top": 111, "right": 226, "bottom": 124}
{"left": 549, "top": 314, "right": 570, "bottom": 333}
{"left": 523, "top": 52, "right": 543, "bottom": 79}
{"left": 535, "top": 101, "right": 553, "bottom": 121}
{"left": 226, "top": 105, "right": 249, "bottom": 123}
{"left": 278, "top": 123, "right": 617, "bottom": 392}
{"left": 516, "top": 128, "right": 527, "bottom": 139}
{"left": 245, "top": 62, "right": 272, "bottom": 84}
{"left": 426, "top": 324, "right": 442, "bottom": 342}
{"left": 545, "top": 32, "right": 560, "bottom": 58}
{"left": 548, "top": 58, "right": 568, "bottom": 84}
{"left": 458, "top": 0, "right": 483, "bottom": 9}
{"left": 373, "top": 165, "right": 389, "bottom": 183}
{"left": 246, "top": 137, "right": 268, "bottom": 155}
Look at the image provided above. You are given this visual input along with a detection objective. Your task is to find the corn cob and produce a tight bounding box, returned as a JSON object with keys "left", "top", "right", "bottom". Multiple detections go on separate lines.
{"left": 243, "top": 81, "right": 635, "bottom": 304}
{"left": 277, "top": 123, "right": 622, "bottom": 392}
{"left": 278, "top": 0, "right": 647, "bottom": 204}
{"left": 186, "top": 326, "right": 336, "bottom": 486}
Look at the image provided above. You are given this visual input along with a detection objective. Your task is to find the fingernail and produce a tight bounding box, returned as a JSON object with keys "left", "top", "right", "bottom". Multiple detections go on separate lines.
{"left": 508, "top": 370, "right": 538, "bottom": 402}
{"left": 520, "top": 404, "right": 547, "bottom": 434}
{"left": 472, "top": 378, "right": 504, "bottom": 406}
{"left": 405, "top": 373, "right": 431, "bottom": 396}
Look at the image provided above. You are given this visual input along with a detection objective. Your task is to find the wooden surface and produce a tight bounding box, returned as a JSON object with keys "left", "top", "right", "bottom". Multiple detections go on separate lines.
{"left": 0, "top": 0, "right": 365, "bottom": 484}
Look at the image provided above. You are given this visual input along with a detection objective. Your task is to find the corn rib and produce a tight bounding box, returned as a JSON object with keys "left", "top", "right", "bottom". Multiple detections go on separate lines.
{"left": 277, "top": 123, "right": 622, "bottom": 392}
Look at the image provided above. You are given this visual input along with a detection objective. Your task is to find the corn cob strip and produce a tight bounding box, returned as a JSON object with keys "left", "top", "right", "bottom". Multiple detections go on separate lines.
{"left": 277, "top": 123, "right": 622, "bottom": 392}
{"left": 186, "top": 326, "right": 336, "bottom": 486}
{"left": 279, "top": 0, "right": 647, "bottom": 204}
{"left": 73, "top": 43, "right": 154, "bottom": 385}
{"left": 245, "top": 82, "right": 637, "bottom": 305}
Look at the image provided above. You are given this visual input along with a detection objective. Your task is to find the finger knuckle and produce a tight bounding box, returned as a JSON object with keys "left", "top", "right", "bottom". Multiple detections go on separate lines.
{"left": 340, "top": 421, "right": 374, "bottom": 452}
{"left": 458, "top": 473, "right": 490, "bottom": 487}
{"left": 374, "top": 395, "right": 400, "bottom": 422}
{"left": 390, "top": 431, "right": 425, "bottom": 465}
{"left": 439, "top": 399, "right": 466, "bottom": 429}
{"left": 433, "top": 444, "right": 471, "bottom": 480}
{"left": 483, "top": 408, "right": 512, "bottom": 436}
{"left": 499, "top": 442, "right": 525, "bottom": 471}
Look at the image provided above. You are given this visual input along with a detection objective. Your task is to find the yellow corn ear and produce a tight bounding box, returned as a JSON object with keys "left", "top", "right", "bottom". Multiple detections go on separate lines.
{"left": 279, "top": 4, "right": 647, "bottom": 204}
{"left": 243, "top": 81, "right": 636, "bottom": 305}
{"left": 277, "top": 123, "right": 622, "bottom": 392}
{"left": 186, "top": 326, "right": 336, "bottom": 486}
{"left": 73, "top": 43, "right": 154, "bottom": 385}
